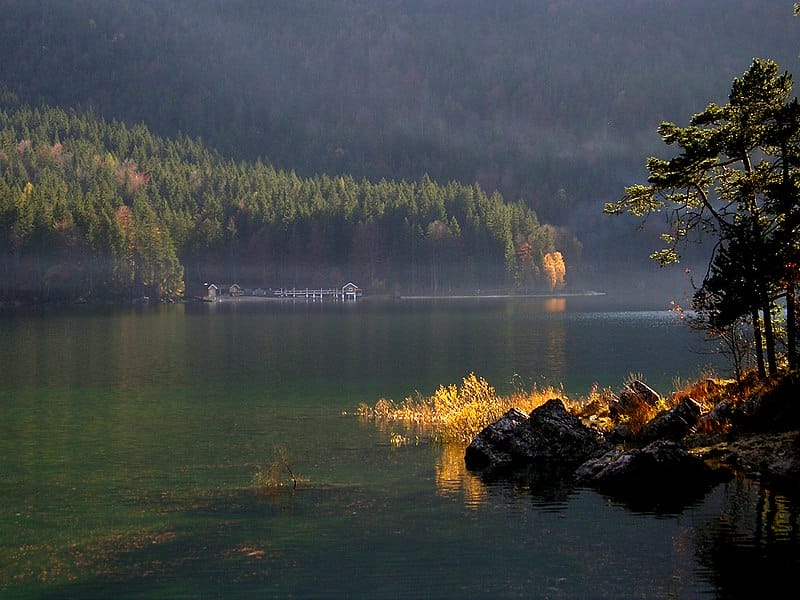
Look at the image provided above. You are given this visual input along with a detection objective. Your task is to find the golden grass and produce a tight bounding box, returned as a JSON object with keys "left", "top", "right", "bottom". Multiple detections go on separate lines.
{"left": 671, "top": 375, "right": 737, "bottom": 411}
{"left": 358, "top": 370, "right": 755, "bottom": 443}
{"left": 670, "top": 372, "right": 761, "bottom": 435}
{"left": 358, "top": 373, "right": 566, "bottom": 443}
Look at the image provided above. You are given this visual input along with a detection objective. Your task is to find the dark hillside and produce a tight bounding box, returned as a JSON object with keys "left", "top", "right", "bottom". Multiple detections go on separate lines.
{"left": 1, "top": 0, "right": 797, "bottom": 293}
{"left": 3, "top": 1, "right": 796, "bottom": 216}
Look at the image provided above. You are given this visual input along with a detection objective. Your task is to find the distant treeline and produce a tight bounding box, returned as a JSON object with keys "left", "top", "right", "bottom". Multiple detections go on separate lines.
{"left": 0, "top": 101, "right": 579, "bottom": 301}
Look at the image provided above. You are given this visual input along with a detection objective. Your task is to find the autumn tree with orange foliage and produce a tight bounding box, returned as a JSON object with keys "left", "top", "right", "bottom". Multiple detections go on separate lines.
{"left": 542, "top": 251, "right": 566, "bottom": 291}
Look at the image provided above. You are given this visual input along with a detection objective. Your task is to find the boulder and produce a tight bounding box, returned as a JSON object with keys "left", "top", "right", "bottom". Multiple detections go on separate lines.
{"left": 606, "top": 421, "right": 634, "bottom": 444}
{"left": 462, "top": 407, "right": 530, "bottom": 471}
{"left": 464, "top": 399, "right": 608, "bottom": 472}
{"left": 698, "top": 399, "right": 734, "bottom": 432}
{"left": 639, "top": 397, "right": 702, "bottom": 442}
{"left": 527, "top": 398, "right": 608, "bottom": 461}
{"left": 574, "top": 440, "right": 728, "bottom": 498}
{"left": 609, "top": 379, "right": 660, "bottom": 422}
{"left": 622, "top": 379, "right": 661, "bottom": 405}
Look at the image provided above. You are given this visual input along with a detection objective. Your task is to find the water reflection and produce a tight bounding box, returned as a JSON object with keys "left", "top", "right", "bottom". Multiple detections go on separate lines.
{"left": 694, "top": 479, "right": 800, "bottom": 597}
{"left": 544, "top": 320, "right": 567, "bottom": 383}
{"left": 542, "top": 297, "right": 567, "bottom": 313}
{"left": 434, "top": 443, "right": 488, "bottom": 509}
{"left": 1, "top": 305, "right": 192, "bottom": 390}
{"left": 434, "top": 443, "right": 577, "bottom": 511}
{"left": 500, "top": 299, "right": 569, "bottom": 391}
{"left": 1, "top": 299, "right": 747, "bottom": 597}
{"left": 434, "top": 444, "right": 800, "bottom": 595}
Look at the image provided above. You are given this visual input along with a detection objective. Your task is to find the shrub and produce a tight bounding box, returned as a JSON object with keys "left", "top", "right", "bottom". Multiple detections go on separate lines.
{"left": 252, "top": 445, "right": 298, "bottom": 492}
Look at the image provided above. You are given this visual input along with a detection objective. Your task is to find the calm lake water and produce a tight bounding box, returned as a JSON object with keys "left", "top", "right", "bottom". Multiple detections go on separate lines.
{"left": 1, "top": 296, "right": 798, "bottom": 598}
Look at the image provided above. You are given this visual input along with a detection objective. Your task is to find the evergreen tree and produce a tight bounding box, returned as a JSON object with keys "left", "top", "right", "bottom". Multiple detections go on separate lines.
{"left": 0, "top": 100, "right": 575, "bottom": 301}
{"left": 607, "top": 59, "right": 800, "bottom": 379}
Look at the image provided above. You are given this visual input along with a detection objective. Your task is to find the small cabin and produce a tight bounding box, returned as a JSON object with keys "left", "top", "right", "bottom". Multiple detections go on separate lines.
{"left": 229, "top": 283, "right": 242, "bottom": 297}
{"left": 341, "top": 282, "right": 363, "bottom": 300}
{"left": 205, "top": 283, "right": 219, "bottom": 302}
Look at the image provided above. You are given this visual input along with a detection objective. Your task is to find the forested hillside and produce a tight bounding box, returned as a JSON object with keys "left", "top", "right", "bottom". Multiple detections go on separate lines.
{"left": 1, "top": 0, "right": 797, "bottom": 297}
{"left": 2, "top": 0, "right": 796, "bottom": 223}
{"left": 0, "top": 101, "right": 573, "bottom": 300}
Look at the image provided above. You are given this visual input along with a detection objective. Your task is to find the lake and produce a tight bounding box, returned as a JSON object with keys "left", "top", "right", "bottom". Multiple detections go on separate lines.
{"left": 1, "top": 295, "right": 798, "bottom": 598}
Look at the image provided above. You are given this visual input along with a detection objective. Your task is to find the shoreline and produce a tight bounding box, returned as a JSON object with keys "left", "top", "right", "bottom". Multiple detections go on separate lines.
{"left": 0, "top": 290, "right": 607, "bottom": 309}
{"left": 396, "top": 291, "right": 606, "bottom": 301}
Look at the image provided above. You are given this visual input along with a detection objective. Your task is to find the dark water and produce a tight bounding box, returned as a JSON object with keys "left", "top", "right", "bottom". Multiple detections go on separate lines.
{"left": 1, "top": 296, "right": 798, "bottom": 598}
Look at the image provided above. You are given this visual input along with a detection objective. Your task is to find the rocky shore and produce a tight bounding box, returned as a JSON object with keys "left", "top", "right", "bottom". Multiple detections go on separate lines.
{"left": 464, "top": 375, "right": 800, "bottom": 507}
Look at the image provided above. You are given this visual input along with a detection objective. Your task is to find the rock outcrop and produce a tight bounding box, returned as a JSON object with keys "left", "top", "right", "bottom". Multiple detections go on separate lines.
{"left": 693, "top": 431, "right": 800, "bottom": 490}
{"left": 574, "top": 440, "right": 727, "bottom": 492}
{"left": 463, "top": 375, "right": 800, "bottom": 501}
{"left": 464, "top": 399, "right": 608, "bottom": 472}
{"left": 573, "top": 440, "right": 732, "bottom": 512}
{"left": 609, "top": 379, "right": 660, "bottom": 422}
{"left": 639, "top": 397, "right": 702, "bottom": 442}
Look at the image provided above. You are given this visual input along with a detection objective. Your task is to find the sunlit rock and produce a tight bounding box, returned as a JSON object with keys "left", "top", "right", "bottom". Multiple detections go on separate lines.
{"left": 464, "top": 399, "right": 608, "bottom": 472}
{"left": 698, "top": 399, "right": 735, "bottom": 431}
{"left": 639, "top": 397, "right": 702, "bottom": 442}
{"left": 609, "top": 379, "right": 660, "bottom": 422}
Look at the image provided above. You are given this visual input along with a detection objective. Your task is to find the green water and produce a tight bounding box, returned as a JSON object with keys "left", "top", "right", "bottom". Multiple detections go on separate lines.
{"left": 1, "top": 297, "right": 798, "bottom": 598}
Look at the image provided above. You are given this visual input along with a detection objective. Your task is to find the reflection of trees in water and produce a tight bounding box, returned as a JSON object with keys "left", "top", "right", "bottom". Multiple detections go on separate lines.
{"left": 500, "top": 299, "right": 568, "bottom": 389}
{"left": 542, "top": 298, "right": 566, "bottom": 313}
{"left": 544, "top": 320, "right": 567, "bottom": 383}
{"left": 694, "top": 479, "right": 800, "bottom": 597}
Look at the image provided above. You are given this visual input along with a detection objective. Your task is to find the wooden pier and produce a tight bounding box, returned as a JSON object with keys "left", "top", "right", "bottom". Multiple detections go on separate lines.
{"left": 273, "top": 282, "right": 363, "bottom": 301}
{"left": 274, "top": 287, "right": 342, "bottom": 299}
{"left": 207, "top": 281, "right": 363, "bottom": 301}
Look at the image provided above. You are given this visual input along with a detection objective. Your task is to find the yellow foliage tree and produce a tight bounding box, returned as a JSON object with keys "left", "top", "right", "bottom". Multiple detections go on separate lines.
{"left": 542, "top": 251, "right": 566, "bottom": 290}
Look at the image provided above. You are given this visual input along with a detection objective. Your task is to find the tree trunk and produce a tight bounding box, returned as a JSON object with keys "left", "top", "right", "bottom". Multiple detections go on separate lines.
{"left": 762, "top": 300, "right": 778, "bottom": 377}
{"left": 788, "top": 284, "right": 798, "bottom": 371}
{"left": 752, "top": 305, "right": 767, "bottom": 379}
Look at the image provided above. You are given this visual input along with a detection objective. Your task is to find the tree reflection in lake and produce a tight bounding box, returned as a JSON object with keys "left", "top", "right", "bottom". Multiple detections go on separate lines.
{"left": 436, "top": 440, "right": 800, "bottom": 596}
{"left": 694, "top": 478, "right": 800, "bottom": 597}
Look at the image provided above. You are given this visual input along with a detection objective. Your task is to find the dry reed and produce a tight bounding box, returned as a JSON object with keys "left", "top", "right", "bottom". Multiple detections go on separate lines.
{"left": 359, "top": 370, "right": 740, "bottom": 443}
{"left": 358, "top": 372, "right": 566, "bottom": 443}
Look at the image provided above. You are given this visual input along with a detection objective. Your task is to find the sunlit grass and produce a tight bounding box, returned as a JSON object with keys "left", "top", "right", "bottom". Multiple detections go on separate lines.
{"left": 568, "top": 382, "right": 618, "bottom": 431}
{"left": 358, "top": 372, "right": 567, "bottom": 443}
{"left": 672, "top": 375, "right": 737, "bottom": 408}
{"left": 359, "top": 370, "right": 753, "bottom": 443}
